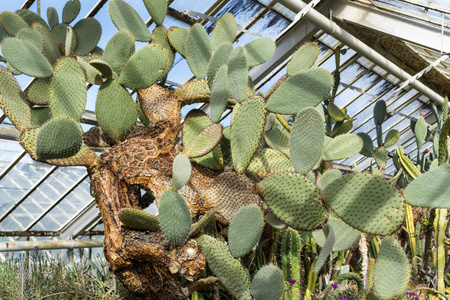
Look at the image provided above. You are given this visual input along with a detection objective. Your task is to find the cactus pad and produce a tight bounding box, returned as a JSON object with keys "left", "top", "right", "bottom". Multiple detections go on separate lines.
{"left": 207, "top": 43, "right": 233, "bottom": 89}
{"left": 172, "top": 154, "right": 192, "bottom": 191}
{"left": 77, "top": 56, "right": 103, "bottom": 85}
{"left": 32, "top": 23, "right": 61, "bottom": 66}
{"left": 182, "top": 109, "right": 223, "bottom": 170}
{"left": 257, "top": 172, "right": 326, "bottom": 231}
{"left": 109, "top": 0, "right": 152, "bottom": 42}
{"left": 96, "top": 79, "right": 137, "bottom": 143}
{"left": 404, "top": 164, "right": 450, "bottom": 208}
{"left": 31, "top": 107, "right": 52, "bottom": 127}
{"left": 0, "top": 67, "right": 31, "bottom": 131}
{"left": 89, "top": 59, "right": 115, "bottom": 79}
{"left": 143, "top": 0, "right": 168, "bottom": 26}
{"left": 374, "top": 146, "right": 388, "bottom": 169}
{"left": 167, "top": 26, "right": 189, "bottom": 57}
{"left": 228, "top": 46, "right": 248, "bottom": 103}
{"left": 47, "top": 7, "right": 58, "bottom": 28}
{"left": 173, "top": 79, "right": 210, "bottom": 105}
{"left": 16, "top": 9, "right": 48, "bottom": 29}
{"left": 73, "top": 18, "right": 102, "bottom": 55}
{"left": 186, "top": 23, "right": 212, "bottom": 79}
{"left": 62, "top": 0, "right": 81, "bottom": 24}
{"left": 250, "top": 265, "right": 285, "bottom": 300}
{"left": 119, "top": 43, "right": 167, "bottom": 90}
{"left": 17, "top": 28, "right": 43, "bottom": 52}
{"left": 312, "top": 218, "right": 360, "bottom": 252}
{"left": 228, "top": 205, "right": 264, "bottom": 258}
{"left": 318, "top": 169, "right": 342, "bottom": 191}
{"left": 323, "top": 173, "right": 404, "bottom": 235}
{"left": 196, "top": 235, "right": 251, "bottom": 299}
{"left": 322, "top": 134, "right": 363, "bottom": 161}
{"left": 151, "top": 26, "right": 174, "bottom": 78}
{"left": 35, "top": 116, "right": 83, "bottom": 160}
{"left": 183, "top": 123, "right": 223, "bottom": 158}
{"left": 52, "top": 23, "right": 77, "bottom": 51}
{"left": 50, "top": 57, "right": 87, "bottom": 121}
{"left": 118, "top": 208, "right": 160, "bottom": 231}
{"left": 357, "top": 132, "right": 374, "bottom": 157}
{"left": 189, "top": 211, "right": 215, "bottom": 238}
{"left": 210, "top": 65, "right": 230, "bottom": 123}
{"left": 210, "top": 13, "right": 237, "bottom": 51}
{"left": 204, "top": 171, "right": 261, "bottom": 224}
{"left": 2, "top": 37, "right": 53, "bottom": 78}
{"left": 373, "top": 100, "right": 386, "bottom": 125}
{"left": 231, "top": 97, "right": 266, "bottom": 173}
{"left": 264, "top": 115, "right": 290, "bottom": 157}
{"left": 244, "top": 37, "right": 276, "bottom": 67}
{"left": 414, "top": 116, "right": 427, "bottom": 151}
{"left": 247, "top": 148, "right": 295, "bottom": 177}
{"left": 159, "top": 190, "right": 192, "bottom": 246}
{"left": 290, "top": 107, "right": 324, "bottom": 174}
{"left": 287, "top": 42, "right": 320, "bottom": 76}
{"left": 374, "top": 236, "right": 410, "bottom": 299}
{"left": 102, "top": 30, "right": 135, "bottom": 75}
{"left": 266, "top": 68, "right": 333, "bottom": 114}
{"left": 384, "top": 129, "right": 400, "bottom": 148}
{"left": 314, "top": 224, "right": 335, "bottom": 272}
{"left": 0, "top": 11, "right": 28, "bottom": 36}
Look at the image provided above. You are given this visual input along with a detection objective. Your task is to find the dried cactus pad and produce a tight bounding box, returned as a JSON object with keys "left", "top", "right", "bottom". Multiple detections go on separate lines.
{"left": 159, "top": 190, "right": 192, "bottom": 246}
{"left": 290, "top": 107, "right": 324, "bottom": 174}
{"left": 118, "top": 208, "right": 160, "bottom": 231}
{"left": 324, "top": 173, "right": 404, "bottom": 235}
{"left": 196, "top": 235, "right": 251, "bottom": 300}
{"left": 204, "top": 172, "right": 261, "bottom": 224}
{"left": 228, "top": 205, "right": 264, "bottom": 258}
{"left": 0, "top": 66, "right": 31, "bottom": 131}
{"left": 257, "top": 172, "right": 326, "bottom": 231}
{"left": 374, "top": 236, "right": 410, "bottom": 299}
{"left": 312, "top": 218, "right": 360, "bottom": 252}
{"left": 250, "top": 265, "right": 285, "bottom": 300}
{"left": 231, "top": 97, "right": 266, "bottom": 173}
{"left": 404, "top": 164, "right": 450, "bottom": 208}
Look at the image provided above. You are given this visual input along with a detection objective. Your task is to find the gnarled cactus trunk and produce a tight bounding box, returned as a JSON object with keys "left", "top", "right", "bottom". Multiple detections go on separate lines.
{"left": 87, "top": 126, "right": 217, "bottom": 299}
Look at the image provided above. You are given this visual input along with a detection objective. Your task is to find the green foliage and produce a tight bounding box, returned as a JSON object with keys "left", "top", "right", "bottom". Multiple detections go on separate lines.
{"left": 186, "top": 23, "right": 212, "bottom": 79}
{"left": 207, "top": 43, "right": 233, "bottom": 89}
{"left": 322, "top": 133, "right": 363, "bottom": 161}
{"left": 231, "top": 97, "right": 266, "bottom": 173}
{"left": 404, "top": 164, "right": 450, "bottom": 208}
{"left": 62, "top": 0, "right": 81, "bottom": 24}
{"left": 47, "top": 7, "right": 58, "bottom": 28}
{"left": 384, "top": 129, "right": 400, "bottom": 147}
{"left": 266, "top": 68, "right": 333, "bottom": 114}
{"left": 374, "top": 236, "right": 410, "bottom": 299}
{"left": 210, "top": 13, "right": 237, "bottom": 51}
{"left": 196, "top": 235, "right": 252, "bottom": 299}
{"left": 50, "top": 57, "right": 87, "bottom": 121}
{"left": 167, "top": 26, "right": 189, "bottom": 57}
{"left": 414, "top": 116, "right": 427, "bottom": 151}
{"left": 257, "top": 172, "right": 326, "bottom": 231}
{"left": 228, "top": 205, "right": 264, "bottom": 258}
{"left": 159, "top": 190, "right": 192, "bottom": 246}
{"left": 118, "top": 208, "right": 160, "bottom": 231}
{"left": 250, "top": 265, "right": 285, "bottom": 300}
{"left": 95, "top": 79, "right": 137, "bottom": 143}
{"left": 118, "top": 43, "right": 167, "bottom": 89}
{"left": 1, "top": 37, "right": 53, "bottom": 78}
{"left": 373, "top": 100, "right": 386, "bottom": 125}
{"left": 109, "top": 0, "right": 152, "bottom": 42}
{"left": 290, "top": 107, "right": 324, "bottom": 174}
{"left": 35, "top": 117, "right": 83, "bottom": 160}
{"left": 287, "top": 42, "right": 319, "bottom": 76}
{"left": 324, "top": 173, "right": 404, "bottom": 235}
{"left": 0, "top": 67, "right": 31, "bottom": 131}
{"left": 172, "top": 154, "right": 192, "bottom": 191}
{"left": 143, "top": 0, "right": 168, "bottom": 26}
{"left": 0, "top": 11, "right": 28, "bottom": 36}
{"left": 102, "top": 30, "right": 135, "bottom": 75}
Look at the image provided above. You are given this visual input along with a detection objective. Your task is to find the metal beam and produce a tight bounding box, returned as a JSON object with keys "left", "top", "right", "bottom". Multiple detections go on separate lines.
{"left": 277, "top": 0, "right": 446, "bottom": 107}
{"left": 59, "top": 200, "right": 101, "bottom": 240}
{"left": 0, "top": 239, "right": 103, "bottom": 252}
{"left": 331, "top": 0, "right": 450, "bottom": 53}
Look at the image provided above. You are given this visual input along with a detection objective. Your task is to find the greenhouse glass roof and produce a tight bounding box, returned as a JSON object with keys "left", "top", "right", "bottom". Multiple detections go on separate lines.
{"left": 0, "top": 0, "right": 449, "bottom": 256}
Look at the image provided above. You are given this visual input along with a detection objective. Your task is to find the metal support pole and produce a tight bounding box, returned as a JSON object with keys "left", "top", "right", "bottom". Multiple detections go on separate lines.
{"left": 278, "top": 0, "right": 446, "bottom": 107}
{"left": 0, "top": 239, "right": 103, "bottom": 252}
